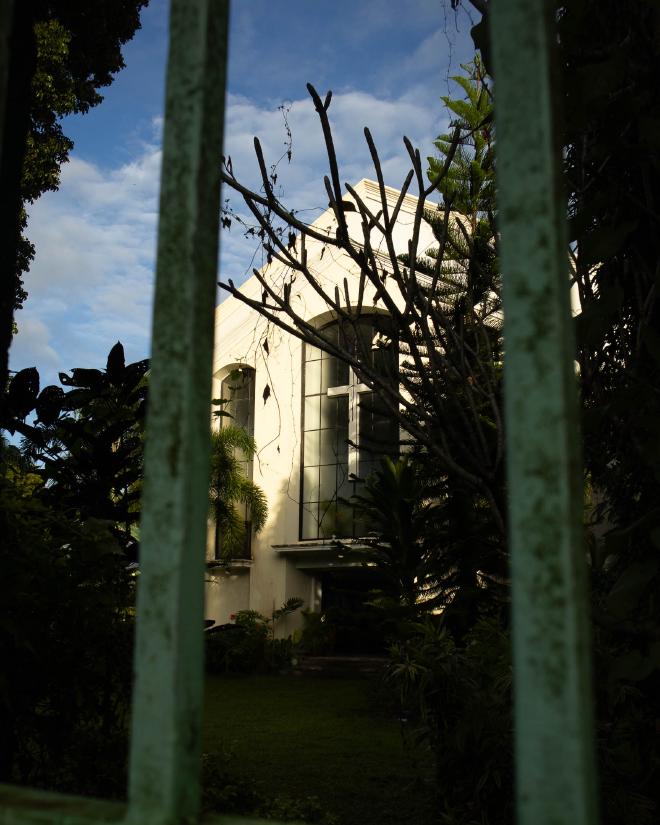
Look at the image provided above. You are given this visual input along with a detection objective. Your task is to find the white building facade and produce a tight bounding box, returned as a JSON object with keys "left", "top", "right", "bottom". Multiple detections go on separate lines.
{"left": 204, "top": 179, "right": 435, "bottom": 640}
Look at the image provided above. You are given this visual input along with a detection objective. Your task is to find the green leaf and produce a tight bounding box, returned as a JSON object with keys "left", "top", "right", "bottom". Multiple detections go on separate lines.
{"left": 34, "top": 385, "right": 64, "bottom": 426}
{"left": 106, "top": 341, "right": 125, "bottom": 382}
{"left": 5, "top": 367, "right": 40, "bottom": 420}
{"left": 60, "top": 368, "right": 104, "bottom": 388}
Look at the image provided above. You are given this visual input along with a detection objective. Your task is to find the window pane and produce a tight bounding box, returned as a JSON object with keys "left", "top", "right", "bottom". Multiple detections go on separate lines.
{"left": 337, "top": 465, "right": 353, "bottom": 500}
{"left": 306, "top": 343, "right": 322, "bottom": 361}
{"left": 304, "top": 430, "right": 321, "bottom": 466}
{"left": 232, "top": 398, "right": 249, "bottom": 430}
{"left": 304, "top": 359, "right": 322, "bottom": 395}
{"left": 318, "top": 503, "right": 339, "bottom": 538}
{"left": 321, "top": 324, "right": 339, "bottom": 350}
{"left": 303, "top": 466, "right": 320, "bottom": 503}
{"left": 320, "top": 500, "right": 352, "bottom": 538}
{"left": 358, "top": 457, "right": 379, "bottom": 481}
{"left": 337, "top": 395, "right": 349, "bottom": 432}
{"left": 359, "top": 412, "right": 398, "bottom": 456}
{"left": 301, "top": 505, "right": 320, "bottom": 539}
{"left": 320, "top": 428, "right": 340, "bottom": 465}
{"left": 319, "top": 464, "right": 338, "bottom": 501}
{"left": 372, "top": 342, "right": 396, "bottom": 378}
{"left": 335, "top": 438, "right": 349, "bottom": 466}
{"left": 373, "top": 420, "right": 398, "bottom": 455}
{"left": 337, "top": 322, "right": 356, "bottom": 353}
{"left": 320, "top": 394, "right": 339, "bottom": 428}
{"left": 304, "top": 395, "right": 320, "bottom": 430}
{"left": 321, "top": 357, "right": 342, "bottom": 392}
{"left": 370, "top": 389, "right": 390, "bottom": 416}
{"left": 221, "top": 368, "right": 255, "bottom": 437}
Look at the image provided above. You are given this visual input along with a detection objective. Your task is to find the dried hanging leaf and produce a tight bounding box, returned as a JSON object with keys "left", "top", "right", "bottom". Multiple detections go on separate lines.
{"left": 262, "top": 384, "right": 271, "bottom": 404}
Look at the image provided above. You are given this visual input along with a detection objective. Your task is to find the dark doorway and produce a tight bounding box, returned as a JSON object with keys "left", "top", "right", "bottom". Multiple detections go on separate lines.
{"left": 320, "top": 568, "right": 388, "bottom": 654}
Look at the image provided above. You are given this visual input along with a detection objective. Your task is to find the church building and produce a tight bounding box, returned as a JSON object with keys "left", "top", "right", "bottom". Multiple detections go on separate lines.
{"left": 204, "top": 178, "right": 436, "bottom": 641}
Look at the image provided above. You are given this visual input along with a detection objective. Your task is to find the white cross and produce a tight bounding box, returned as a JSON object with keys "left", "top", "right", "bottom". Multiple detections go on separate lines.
{"left": 326, "top": 368, "right": 372, "bottom": 478}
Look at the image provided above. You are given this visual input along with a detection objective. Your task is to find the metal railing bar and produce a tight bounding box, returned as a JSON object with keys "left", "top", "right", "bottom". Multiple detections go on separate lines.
{"left": 490, "top": 1, "right": 599, "bottom": 823}
{"left": 125, "top": 1, "right": 229, "bottom": 822}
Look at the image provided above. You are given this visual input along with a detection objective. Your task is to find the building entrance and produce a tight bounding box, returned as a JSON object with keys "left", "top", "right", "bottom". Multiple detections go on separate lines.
{"left": 320, "top": 568, "right": 388, "bottom": 655}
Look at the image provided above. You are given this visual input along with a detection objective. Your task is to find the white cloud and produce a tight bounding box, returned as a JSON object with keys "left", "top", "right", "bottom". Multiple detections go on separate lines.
{"left": 10, "top": 315, "right": 60, "bottom": 378}
{"left": 220, "top": 87, "right": 448, "bottom": 286}
{"left": 11, "top": 142, "right": 161, "bottom": 385}
{"left": 10, "top": 87, "right": 447, "bottom": 387}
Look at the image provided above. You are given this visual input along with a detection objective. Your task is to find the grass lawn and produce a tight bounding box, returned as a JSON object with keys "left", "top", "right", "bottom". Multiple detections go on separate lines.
{"left": 202, "top": 674, "right": 435, "bottom": 825}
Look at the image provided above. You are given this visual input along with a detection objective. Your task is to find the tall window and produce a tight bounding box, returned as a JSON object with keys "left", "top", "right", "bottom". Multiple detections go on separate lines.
{"left": 301, "top": 318, "right": 398, "bottom": 539}
{"left": 215, "top": 367, "right": 255, "bottom": 559}
{"left": 221, "top": 367, "right": 255, "bottom": 478}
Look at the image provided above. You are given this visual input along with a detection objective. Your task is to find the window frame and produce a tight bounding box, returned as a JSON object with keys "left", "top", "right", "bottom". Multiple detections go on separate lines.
{"left": 299, "top": 315, "right": 399, "bottom": 541}
{"left": 214, "top": 365, "right": 256, "bottom": 561}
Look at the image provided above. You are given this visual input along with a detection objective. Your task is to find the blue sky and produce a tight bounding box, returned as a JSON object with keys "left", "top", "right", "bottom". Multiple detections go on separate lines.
{"left": 10, "top": 0, "right": 476, "bottom": 388}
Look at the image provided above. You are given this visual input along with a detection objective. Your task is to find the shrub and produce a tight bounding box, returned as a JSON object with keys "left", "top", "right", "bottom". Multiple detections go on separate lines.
{"left": 205, "top": 616, "right": 267, "bottom": 675}
{"left": 205, "top": 624, "right": 250, "bottom": 674}
{"left": 201, "top": 751, "right": 338, "bottom": 824}
{"left": 388, "top": 615, "right": 513, "bottom": 825}
{"left": 1, "top": 469, "right": 134, "bottom": 796}
{"left": 298, "top": 610, "right": 335, "bottom": 655}
{"left": 201, "top": 751, "right": 260, "bottom": 814}
{"left": 204, "top": 601, "right": 303, "bottom": 675}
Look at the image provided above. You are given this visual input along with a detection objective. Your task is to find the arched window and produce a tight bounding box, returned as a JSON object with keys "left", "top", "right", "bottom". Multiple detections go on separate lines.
{"left": 215, "top": 366, "right": 255, "bottom": 559}
{"left": 301, "top": 317, "right": 398, "bottom": 539}
{"left": 220, "top": 366, "right": 255, "bottom": 478}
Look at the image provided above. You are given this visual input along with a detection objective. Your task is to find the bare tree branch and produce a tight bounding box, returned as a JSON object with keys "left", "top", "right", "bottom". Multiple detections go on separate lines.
{"left": 218, "top": 82, "right": 505, "bottom": 532}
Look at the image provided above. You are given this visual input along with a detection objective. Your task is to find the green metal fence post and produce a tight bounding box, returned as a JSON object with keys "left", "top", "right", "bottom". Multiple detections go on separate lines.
{"left": 126, "top": 1, "right": 229, "bottom": 822}
{"left": 490, "top": 2, "right": 599, "bottom": 824}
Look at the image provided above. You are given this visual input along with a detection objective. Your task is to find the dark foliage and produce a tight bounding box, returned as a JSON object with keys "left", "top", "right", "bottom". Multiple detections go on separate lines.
{"left": 561, "top": 3, "right": 660, "bottom": 819}
{"left": 0, "top": 443, "right": 134, "bottom": 794}
{"left": 1, "top": 0, "right": 148, "bottom": 411}
{"left": 0, "top": 343, "right": 146, "bottom": 792}
{"left": 205, "top": 601, "right": 303, "bottom": 675}
{"left": 201, "top": 751, "right": 338, "bottom": 824}
{"left": 388, "top": 614, "right": 513, "bottom": 825}
{"left": 4, "top": 342, "right": 148, "bottom": 558}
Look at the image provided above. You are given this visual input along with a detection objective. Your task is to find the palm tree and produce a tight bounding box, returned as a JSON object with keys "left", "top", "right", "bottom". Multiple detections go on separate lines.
{"left": 350, "top": 456, "right": 445, "bottom": 612}
{"left": 209, "top": 424, "right": 267, "bottom": 560}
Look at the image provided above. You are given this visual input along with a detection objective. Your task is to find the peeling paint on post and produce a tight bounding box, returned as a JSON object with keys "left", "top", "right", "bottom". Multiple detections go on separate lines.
{"left": 490, "top": 2, "right": 599, "bottom": 824}
{"left": 126, "top": 1, "right": 229, "bottom": 823}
